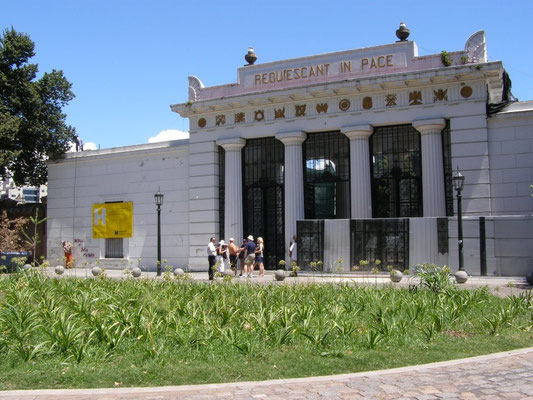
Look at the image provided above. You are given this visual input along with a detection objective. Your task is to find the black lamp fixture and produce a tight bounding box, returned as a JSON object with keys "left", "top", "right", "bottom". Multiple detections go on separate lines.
{"left": 154, "top": 188, "right": 164, "bottom": 276}
{"left": 453, "top": 168, "right": 465, "bottom": 274}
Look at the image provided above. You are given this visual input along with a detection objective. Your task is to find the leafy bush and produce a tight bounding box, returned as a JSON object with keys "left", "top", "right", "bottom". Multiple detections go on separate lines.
{"left": 414, "top": 263, "right": 454, "bottom": 293}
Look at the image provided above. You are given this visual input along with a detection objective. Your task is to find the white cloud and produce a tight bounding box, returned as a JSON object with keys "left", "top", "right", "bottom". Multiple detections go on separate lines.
{"left": 84, "top": 142, "right": 98, "bottom": 150}
{"left": 148, "top": 129, "right": 189, "bottom": 143}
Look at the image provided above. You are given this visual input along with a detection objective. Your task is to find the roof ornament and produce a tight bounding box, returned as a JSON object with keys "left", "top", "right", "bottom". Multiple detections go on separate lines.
{"left": 244, "top": 46, "right": 257, "bottom": 66}
{"left": 396, "top": 22, "right": 410, "bottom": 42}
{"left": 464, "top": 30, "right": 487, "bottom": 63}
{"left": 188, "top": 76, "right": 204, "bottom": 101}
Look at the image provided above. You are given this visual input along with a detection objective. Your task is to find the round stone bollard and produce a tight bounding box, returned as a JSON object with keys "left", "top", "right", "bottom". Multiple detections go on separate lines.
{"left": 390, "top": 270, "right": 403, "bottom": 283}
{"left": 131, "top": 267, "right": 142, "bottom": 278}
{"left": 54, "top": 265, "right": 65, "bottom": 275}
{"left": 173, "top": 268, "right": 185, "bottom": 277}
{"left": 274, "top": 269, "right": 286, "bottom": 281}
{"left": 92, "top": 266, "right": 102, "bottom": 276}
{"left": 455, "top": 270, "right": 468, "bottom": 284}
{"left": 22, "top": 264, "right": 32, "bottom": 271}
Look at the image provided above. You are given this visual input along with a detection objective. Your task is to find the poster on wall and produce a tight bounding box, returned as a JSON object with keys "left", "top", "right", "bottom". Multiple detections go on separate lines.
{"left": 92, "top": 202, "right": 133, "bottom": 238}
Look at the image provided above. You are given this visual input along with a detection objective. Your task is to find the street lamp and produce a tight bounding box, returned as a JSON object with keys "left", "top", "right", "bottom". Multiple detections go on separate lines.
{"left": 154, "top": 188, "right": 164, "bottom": 276}
{"left": 452, "top": 168, "right": 467, "bottom": 283}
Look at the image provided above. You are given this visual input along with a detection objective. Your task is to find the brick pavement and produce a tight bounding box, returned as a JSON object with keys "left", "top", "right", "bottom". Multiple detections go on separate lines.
{"left": 1, "top": 347, "right": 532, "bottom": 399}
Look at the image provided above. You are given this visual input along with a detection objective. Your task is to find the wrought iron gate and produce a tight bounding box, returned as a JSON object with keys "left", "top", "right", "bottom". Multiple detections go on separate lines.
{"left": 243, "top": 138, "right": 284, "bottom": 269}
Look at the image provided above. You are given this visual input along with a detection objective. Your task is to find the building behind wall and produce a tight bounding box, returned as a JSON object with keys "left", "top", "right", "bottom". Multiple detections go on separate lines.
{"left": 46, "top": 25, "right": 533, "bottom": 275}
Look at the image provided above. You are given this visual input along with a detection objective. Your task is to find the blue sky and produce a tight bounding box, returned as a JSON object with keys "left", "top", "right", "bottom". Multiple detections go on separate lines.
{"left": 2, "top": 0, "right": 532, "bottom": 149}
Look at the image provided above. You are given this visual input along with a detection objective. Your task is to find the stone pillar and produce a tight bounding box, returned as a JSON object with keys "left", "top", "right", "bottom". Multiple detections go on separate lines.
{"left": 276, "top": 131, "right": 306, "bottom": 260}
{"left": 341, "top": 125, "right": 373, "bottom": 218}
{"left": 413, "top": 119, "right": 446, "bottom": 217}
{"left": 217, "top": 138, "right": 246, "bottom": 242}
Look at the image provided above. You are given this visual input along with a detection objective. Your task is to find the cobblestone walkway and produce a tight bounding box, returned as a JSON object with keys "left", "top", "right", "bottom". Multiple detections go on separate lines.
{"left": 2, "top": 348, "right": 532, "bottom": 399}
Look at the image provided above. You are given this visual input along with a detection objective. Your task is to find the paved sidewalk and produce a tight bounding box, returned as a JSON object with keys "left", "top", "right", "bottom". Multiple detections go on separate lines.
{"left": 1, "top": 348, "right": 532, "bottom": 399}
{"left": 43, "top": 267, "right": 529, "bottom": 288}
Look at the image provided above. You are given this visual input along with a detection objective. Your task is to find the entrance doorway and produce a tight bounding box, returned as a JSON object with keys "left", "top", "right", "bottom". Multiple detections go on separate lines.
{"left": 242, "top": 138, "right": 284, "bottom": 269}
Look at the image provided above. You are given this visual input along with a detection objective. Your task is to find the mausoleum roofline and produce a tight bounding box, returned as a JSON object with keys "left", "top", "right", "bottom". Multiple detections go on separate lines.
{"left": 172, "top": 30, "right": 491, "bottom": 113}
{"left": 49, "top": 139, "right": 189, "bottom": 164}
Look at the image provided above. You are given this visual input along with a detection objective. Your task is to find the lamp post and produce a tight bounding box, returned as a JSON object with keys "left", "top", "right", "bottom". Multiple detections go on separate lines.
{"left": 154, "top": 188, "right": 164, "bottom": 276}
{"left": 452, "top": 169, "right": 468, "bottom": 283}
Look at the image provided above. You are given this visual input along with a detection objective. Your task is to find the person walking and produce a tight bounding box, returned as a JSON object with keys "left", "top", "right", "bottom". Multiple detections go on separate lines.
{"left": 217, "top": 240, "right": 229, "bottom": 274}
{"left": 62, "top": 241, "right": 73, "bottom": 269}
{"left": 255, "top": 237, "right": 265, "bottom": 277}
{"left": 228, "top": 238, "right": 238, "bottom": 276}
{"left": 243, "top": 235, "right": 256, "bottom": 278}
{"left": 206, "top": 237, "right": 217, "bottom": 280}
{"left": 289, "top": 235, "right": 298, "bottom": 268}
{"left": 238, "top": 238, "right": 247, "bottom": 277}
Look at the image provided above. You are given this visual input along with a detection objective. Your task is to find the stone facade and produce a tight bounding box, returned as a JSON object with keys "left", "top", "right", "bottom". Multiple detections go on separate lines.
{"left": 46, "top": 30, "right": 533, "bottom": 275}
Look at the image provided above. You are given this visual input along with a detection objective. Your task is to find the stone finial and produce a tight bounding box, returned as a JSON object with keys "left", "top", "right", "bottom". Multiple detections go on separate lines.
{"left": 396, "top": 22, "right": 410, "bottom": 41}
{"left": 245, "top": 46, "right": 257, "bottom": 65}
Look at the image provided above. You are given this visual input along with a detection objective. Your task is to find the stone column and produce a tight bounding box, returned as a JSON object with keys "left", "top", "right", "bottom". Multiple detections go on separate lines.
{"left": 413, "top": 119, "right": 446, "bottom": 217}
{"left": 217, "top": 138, "right": 246, "bottom": 242}
{"left": 276, "top": 131, "right": 306, "bottom": 260}
{"left": 341, "top": 125, "right": 373, "bottom": 218}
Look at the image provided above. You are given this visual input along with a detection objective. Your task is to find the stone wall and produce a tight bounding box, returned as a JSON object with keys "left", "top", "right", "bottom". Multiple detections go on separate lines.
{"left": 487, "top": 104, "right": 533, "bottom": 215}
{"left": 46, "top": 140, "right": 190, "bottom": 271}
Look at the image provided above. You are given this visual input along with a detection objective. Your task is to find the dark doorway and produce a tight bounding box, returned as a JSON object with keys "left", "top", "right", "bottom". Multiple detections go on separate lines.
{"left": 303, "top": 131, "right": 350, "bottom": 219}
{"left": 242, "top": 138, "right": 284, "bottom": 269}
{"left": 370, "top": 124, "right": 422, "bottom": 218}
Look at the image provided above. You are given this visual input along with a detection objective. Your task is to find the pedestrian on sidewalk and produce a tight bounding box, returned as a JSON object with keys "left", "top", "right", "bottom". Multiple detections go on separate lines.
{"left": 243, "top": 235, "right": 256, "bottom": 278}
{"left": 206, "top": 237, "right": 217, "bottom": 280}
{"left": 228, "top": 238, "right": 238, "bottom": 276}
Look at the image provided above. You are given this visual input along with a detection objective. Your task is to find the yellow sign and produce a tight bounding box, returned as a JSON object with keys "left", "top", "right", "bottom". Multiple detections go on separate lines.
{"left": 92, "top": 202, "right": 133, "bottom": 239}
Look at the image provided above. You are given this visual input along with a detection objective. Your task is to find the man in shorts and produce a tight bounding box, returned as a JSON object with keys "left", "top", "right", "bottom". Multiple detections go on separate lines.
{"left": 243, "top": 235, "right": 256, "bottom": 278}
{"left": 228, "top": 238, "right": 238, "bottom": 276}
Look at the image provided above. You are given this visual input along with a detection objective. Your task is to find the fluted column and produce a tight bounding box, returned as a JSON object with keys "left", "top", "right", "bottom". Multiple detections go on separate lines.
{"left": 217, "top": 138, "right": 246, "bottom": 242}
{"left": 413, "top": 119, "right": 446, "bottom": 217}
{"left": 341, "top": 125, "right": 373, "bottom": 218}
{"left": 276, "top": 131, "right": 306, "bottom": 259}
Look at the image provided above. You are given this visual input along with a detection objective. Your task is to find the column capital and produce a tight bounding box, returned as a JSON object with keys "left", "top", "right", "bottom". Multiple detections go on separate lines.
{"left": 216, "top": 137, "right": 246, "bottom": 151}
{"left": 341, "top": 125, "right": 373, "bottom": 140}
{"left": 412, "top": 118, "right": 446, "bottom": 135}
{"left": 275, "top": 131, "right": 306, "bottom": 145}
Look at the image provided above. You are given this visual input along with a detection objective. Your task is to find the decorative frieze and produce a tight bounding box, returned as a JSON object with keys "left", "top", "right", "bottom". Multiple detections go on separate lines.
{"left": 295, "top": 104, "right": 306, "bottom": 117}
{"left": 254, "top": 110, "right": 264, "bottom": 122}
{"left": 274, "top": 107, "right": 285, "bottom": 119}
{"left": 215, "top": 115, "right": 225, "bottom": 126}
{"left": 192, "top": 83, "right": 480, "bottom": 129}
{"left": 433, "top": 89, "right": 448, "bottom": 102}
{"left": 339, "top": 99, "right": 350, "bottom": 111}
{"left": 316, "top": 103, "right": 328, "bottom": 113}
{"left": 385, "top": 94, "right": 397, "bottom": 107}
{"left": 234, "top": 112, "right": 245, "bottom": 123}
{"left": 461, "top": 86, "right": 473, "bottom": 98}
{"left": 409, "top": 91, "right": 422, "bottom": 105}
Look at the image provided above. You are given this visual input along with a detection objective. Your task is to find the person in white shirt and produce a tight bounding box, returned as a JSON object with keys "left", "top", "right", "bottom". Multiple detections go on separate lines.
{"left": 207, "top": 237, "right": 217, "bottom": 280}
{"left": 217, "top": 240, "right": 229, "bottom": 274}
{"left": 289, "top": 235, "right": 298, "bottom": 267}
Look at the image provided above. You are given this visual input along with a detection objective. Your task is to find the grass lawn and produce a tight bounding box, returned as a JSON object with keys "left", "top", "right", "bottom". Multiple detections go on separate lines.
{"left": 0, "top": 269, "right": 531, "bottom": 390}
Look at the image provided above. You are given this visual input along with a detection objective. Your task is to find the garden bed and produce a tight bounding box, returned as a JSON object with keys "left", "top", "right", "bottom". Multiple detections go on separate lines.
{"left": 0, "top": 270, "right": 531, "bottom": 389}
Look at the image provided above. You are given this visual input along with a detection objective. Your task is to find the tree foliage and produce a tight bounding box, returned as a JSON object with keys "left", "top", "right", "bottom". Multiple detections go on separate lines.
{"left": 0, "top": 27, "right": 76, "bottom": 186}
{"left": 0, "top": 210, "right": 30, "bottom": 252}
